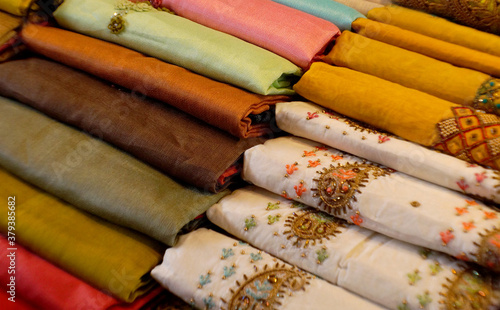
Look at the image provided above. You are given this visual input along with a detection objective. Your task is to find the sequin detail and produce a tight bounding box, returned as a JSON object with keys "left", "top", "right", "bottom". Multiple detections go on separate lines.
{"left": 434, "top": 107, "right": 500, "bottom": 170}
{"left": 474, "top": 78, "right": 500, "bottom": 115}
{"left": 283, "top": 209, "right": 345, "bottom": 248}
{"left": 311, "top": 162, "right": 392, "bottom": 215}
{"left": 440, "top": 269, "right": 497, "bottom": 309}
{"left": 222, "top": 264, "right": 310, "bottom": 310}
{"left": 472, "top": 227, "right": 500, "bottom": 272}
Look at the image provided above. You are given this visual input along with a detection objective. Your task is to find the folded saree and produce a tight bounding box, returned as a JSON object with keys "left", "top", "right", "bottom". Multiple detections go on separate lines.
{"left": 21, "top": 24, "right": 290, "bottom": 138}
{"left": 155, "top": 0, "right": 339, "bottom": 69}
{"left": 0, "top": 0, "right": 33, "bottom": 16}
{"left": 276, "top": 101, "right": 500, "bottom": 203}
{"left": 207, "top": 186, "right": 500, "bottom": 310}
{"left": 243, "top": 136, "right": 500, "bottom": 270}
{"left": 294, "top": 62, "right": 500, "bottom": 170}
{"left": 332, "top": 0, "right": 383, "bottom": 15}
{"left": 0, "top": 57, "right": 261, "bottom": 192}
{"left": 0, "top": 237, "right": 172, "bottom": 309}
{"left": 0, "top": 11, "right": 22, "bottom": 62}
{"left": 352, "top": 18, "right": 500, "bottom": 77}
{"left": 368, "top": 5, "right": 500, "bottom": 57}
{"left": 0, "top": 96, "right": 229, "bottom": 246}
{"left": 151, "top": 228, "right": 385, "bottom": 310}
{"left": 269, "top": 0, "right": 364, "bottom": 31}
{"left": 0, "top": 168, "right": 165, "bottom": 302}
{"left": 52, "top": 0, "right": 301, "bottom": 96}
{"left": 391, "top": 0, "right": 500, "bottom": 35}
{"left": 325, "top": 31, "right": 500, "bottom": 114}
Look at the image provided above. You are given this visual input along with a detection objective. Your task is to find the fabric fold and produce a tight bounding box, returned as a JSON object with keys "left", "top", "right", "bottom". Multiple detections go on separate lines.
{"left": 52, "top": 0, "right": 302, "bottom": 96}
{"left": 368, "top": 5, "right": 500, "bottom": 57}
{"left": 275, "top": 101, "right": 500, "bottom": 203}
{"left": 0, "top": 0, "right": 33, "bottom": 16}
{"left": 269, "top": 0, "right": 365, "bottom": 31}
{"left": 207, "top": 186, "right": 500, "bottom": 310}
{"left": 242, "top": 136, "right": 500, "bottom": 270}
{"left": 155, "top": 0, "right": 340, "bottom": 69}
{"left": 151, "top": 228, "right": 386, "bottom": 310}
{"left": 0, "top": 168, "right": 165, "bottom": 302}
{"left": 21, "top": 24, "right": 291, "bottom": 139}
{"left": 0, "top": 57, "right": 261, "bottom": 193}
{"left": 332, "top": 0, "right": 383, "bottom": 15}
{"left": 0, "top": 11, "right": 23, "bottom": 62}
{"left": 294, "top": 62, "right": 500, "bottom": 170}
{"left": 0, "top": 96, "right": 229, "bottom": 246}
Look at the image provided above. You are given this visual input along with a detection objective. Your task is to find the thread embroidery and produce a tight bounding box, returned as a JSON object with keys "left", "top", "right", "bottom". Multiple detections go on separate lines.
{"left": 471, "top": 227, "right": 500, "bottom": 272}
{"left": 440, "top": 268, "right": 496, "bottom": 309}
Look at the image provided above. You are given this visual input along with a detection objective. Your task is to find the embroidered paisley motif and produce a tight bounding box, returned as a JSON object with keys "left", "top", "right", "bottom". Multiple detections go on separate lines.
{"left": 283, "top": 209, "right": 345, "bottom": 248}
{"left": 223, "top": 264, "right": 310, "bottom": 310}
{"left": 472, "top": 227, "right": 500, "bottom": 272}
{"left": 311, "top": 162, "right": 392, "bottom": 215}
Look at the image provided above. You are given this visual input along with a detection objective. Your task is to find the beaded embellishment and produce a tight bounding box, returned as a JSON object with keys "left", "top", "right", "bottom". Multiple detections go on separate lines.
{"left": 311, "top": 162, "right": 392, "bottom": 215}
{"left": 471, "top": 227, "right": 500, "bottom": 272}
{"left": 440, "top": 268, "right": 499, "bottom": 309}
{"left": 283, "top": 209, "right": 345, "bottom": 248}
{"left": 109, "top": 0, "right": 174, "bottom": 34}
{"left": 474, "top": 78, "right": 500, "bottom": 116}
{"left": 433, "top": 107, "right": 500, "bottom": 170}
{"left": 222, "top": 263, "right": 311, "bottom": 310}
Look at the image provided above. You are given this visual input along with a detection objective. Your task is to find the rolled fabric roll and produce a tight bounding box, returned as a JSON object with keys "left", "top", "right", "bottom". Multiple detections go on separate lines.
{"left": 20, "top": 25, "right": 291, "bottom": 139}
{"left": 268, "top": 0, "right": 365, "bottom": 32}
{"left": 242, "top": 136, "right": 500, "bottom": 270}
{"left": 0, "top": 168, "right": 164, "bottom": 302}
{"left": 207, "top": 186, "right": 500, "bottom": 310}
{"left": 275, "top": 101, "right": 500, "bottom": 203}
{"left": 333, "top": 0, "right": 383, "bottom": 15}
{"left": 0, "top": 11, "right": 23, "bottom": 62}
{"left": 325, "top": 31, "right": 499, "bottom": 114}
{"left": 294, "top": 62, "right": 500, "bottom": 170}
{"left": 0, "top": 57, "right": 262, "bottom": 193}
{"left": 391, "top": 0, "right": 500, "bottom": 35}
{"left": 155, "top": 0, "right": 339, "bottom": 69}
{"left": 0, "top": 96, "right": 229, "bottom": 246}
{"left": 367, "top": 5, "right": 500, "bottom": 57}
{"left": 52, "top": 0, "right": 302, "bottom": 96}
{"left": 0, "top": 0, "right": 33, "bottom": 16}
{"left": 352, "top": 18, "right": 500, "bottom": 77}
{"left": 151, "top": 228, "right": 386, "bottom": 310}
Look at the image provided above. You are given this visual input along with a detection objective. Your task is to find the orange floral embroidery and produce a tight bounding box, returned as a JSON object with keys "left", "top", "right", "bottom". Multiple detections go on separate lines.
{"left": 484, "top": 211, "right": 498, "bottom": 220}
{"left": 308, "top": 160, "right": 321, "bottom": 168}
{"left": 475, "top": 172, "right": 487, "bottom": 183}
{"left": 466, "top": 199, "right": 478, "bottom": 206}
{"left": 331, "top": 169, "right": 357, "bottom": 180}
{"left": 455, "top": 207, "right": 469, "bottom": 216}
{"left": 440, "top": 230, "right": 454, "bottom": 245}
{"left": 350, "top": 213, "right": 363, "bottom": 226}
{"left": 315, "top": 146, "right": 328, "bottom": 151}
{"left": 303, "top": 151, "right": 316, "bottom": 157}
{"left": 462, "top": 221, "right": 476, "bottom": 232}
{"left": 489, "top": 234, "right": 500, "bottom": 248}
{"left": 306, "top": 111, "right": 319, "bottom": 120}
{"left": 285, "top": 163, "right": 298, "bottom": 175}
{"left": 378, "top": 135, "right": 390, "bottom": 143}
{"left": 331, "top": 155, "right": 343, "bottom": 161}
{"left": 294, "top": 183, "right": 306, "bottom": 197}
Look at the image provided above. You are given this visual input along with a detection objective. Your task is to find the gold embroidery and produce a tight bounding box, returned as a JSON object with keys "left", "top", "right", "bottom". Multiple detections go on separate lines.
{"left": 322, "top": 110, "right": 389, "bottom": 135}
{"left": 434, "top": 107, "right": 500, "bottom": 170}
{"left": 471, "top": 227, "right": 500, "bottom": 272}
{"left": 311, "top": 162, "right": 392, "bottom": 215}
{"left": 283, "top": 209, "right": 345, "bottom": 248}
{"left": 474, "top": 78, "right": 500, "bottom": 116}
{"left": 222, "top": 263, "right": 311, "bottom": 310}
{"left": 440, "top": 268, "right": 498, "bottom": 309}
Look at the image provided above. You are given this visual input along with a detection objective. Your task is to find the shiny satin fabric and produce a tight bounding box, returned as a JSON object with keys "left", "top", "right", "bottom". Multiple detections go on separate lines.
{"left": 368, "top": 5, "right": 500, "bottom": 57}
{"left": 157, "top": 0, "right": 339, "bottom": 69}
{"left": 0, "top": 168, "right": 165, "bottom": 302}
{"left": 0, "top": 57, "right": 262, "bottom": 193}
{"left": 21, "top": 24, "right": 291, "bottom": 139}
{"left": 0, "top": 96, "right": 229, "bottom": 246}
{"left": 53, "top": 0, "right": 302, "bottom": 96}
{"left": 352, "top": 18, "right": 500, "bottom": 77}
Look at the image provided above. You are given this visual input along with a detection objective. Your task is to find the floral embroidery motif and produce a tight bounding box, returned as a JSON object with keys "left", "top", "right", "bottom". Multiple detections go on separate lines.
{"left": 110, "top": 0, "right": 174, "bottom": 34}
{"left": 250, "top": 253, "right": 263, "bottom": 262}
{"left": 294, "top": 183, "right": 306, "bottom": 198}
{"left": 283, "top": 209, "right": 345, "bottom": 248}
{"left": 221, "top": 248, "right": 234, "bottom": 260}
{"left": 440, "top": 229, "right": 455, "bottom": 246}
{"left": 108, "top": 12, "right": 126, "bottom": 34}
{"left": 429, "top": 262, "right": 443, "bottom": 275}
{"left": 223, "top": 266, "right": 236, "bottom": 279}
{"left": 466, "top": 199, "right": 479, "bottom": 206}
{"left": 474, "top": 78, "right": 500, "bottom": 115}
{"left": 244, "top": 217, "right": 256, "bottom": 231}
{"left": 475, "top": 171, "right": 488, "bottom": 184}
{"left": 266, "top": 202, "right": 280, "bottom": 210}
{"left": 455, "top": 207, "right": 469, "bottom": 216}
{"left": 316, "top": 248, "right": 329, "bottom": 264}
{"left": 307, "top": 159, "right": 321, "bottom": 168}
{"left": 330, "top": 155, "right": 343, "bottom": 161}
{"left": 484, "top": 211, "right": 497, "bottom": 220}
{"left": 397, "top": 301, "right": 410, "bottom": 310}
{"left": 285, "top": 163, "right": 298, "bottom": 176}
{"left": 203, "top": 296, "right": 215, "bottom": 309}
{"left": 378, "top": 135, "right": 390, "bottom": 144}
{"left": 222, "top": 264, "right": 311, "bottom": 310}
{"left": 457, "top": 178, "right": 469, "bottom": 192}
{"left": 407, "top": 270, "right": 421, "bottom": 285}
{"left": 416, "top": 291, "right": 432, "bottom": 308}
{"left": 434, "top": 107, "right": 500, "bottom": 170}
{"left": 267, "top": 214, "right": 281, "bottom": 225}
{"left": 199, "top": 273, "right": 211, "bottom": 288}
{"left": 462, "top": 221, "right": 476, "bottom": 232}
{"left": 441, "top": 269, "right": 496, "bottom": 309}
{"left": 472, "top": 227, "right": 500, "bottom": 272}
{"left": 350, "top": 213, "right": 363, "bottom": 226}
{"left": 306, "top": 111, "right": 319, "bottom": 120}
{"left": 303, "top": 150, "right": 316, "bottom": 157}
{"left": 311, "top": 162, "right": 392, "bottom": 215}
{"left": 315, "top": 146, "right": 328, "bottom": 151}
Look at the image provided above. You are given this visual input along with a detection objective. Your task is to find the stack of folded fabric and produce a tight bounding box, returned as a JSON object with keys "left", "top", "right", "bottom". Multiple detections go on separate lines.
{"left": 1, "top": 0, "right": 500, "bottom": 309}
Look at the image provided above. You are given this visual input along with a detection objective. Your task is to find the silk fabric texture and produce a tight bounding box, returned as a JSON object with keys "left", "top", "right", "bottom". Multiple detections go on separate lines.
{"left": 352, "top": 18, "right": 500, "bottom": 77}
{"left": 0, "top": 96, "right": 229, "bottom": 246}
{"left": 0, "top": 0, "right": 33, "bottom": 16}
{"left": 21, "top": 24, "right": 290, "bottom": 139}
{"left": 242, "top": 136, "right": 500, "bottom": 270}
{"left": 368, "top": 5, "right": 500, "bottom": 57}
{"left": 53, "top": 0, "right": 302, "bottom": 96}
{"left": 156, "top": 0, "right": 339, "bottom": 69}
{"left": 269, "top": 0, "right": 364, "bottom": 31}
{"left": 0, "top": 168, "right": 164, "bottom": 302}
{"left": 275, "top": 101, "right": 500, "bottom": 203}
{"left": 325, "top": 31, "right": 491, "bottom": 109}
{"left": 151, "top": 228, "right": 386, "bottom": 310}
{"left": 332, "top": 0, "right": 383, "bottom": 15}
{"left": 207, "top": 186, "right": 500, "bottom": 310}
{"left": 0, "top": 11, "right": 22, "bottom": 62}
{"left": 0, "top": 237, "right": 171, "bottom": 309}
{"left": 0, "top": 57, "right": 261, "bottom": 193}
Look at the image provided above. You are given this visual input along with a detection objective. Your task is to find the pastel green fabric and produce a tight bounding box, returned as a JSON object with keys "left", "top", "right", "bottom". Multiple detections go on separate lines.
{"left": 53, "top": 0, "right": 302, "bottom": 95}
{"left": 0, "top": 96, "right": 229, "bottom": 246}
{"left": 271, "top": 0, "right": 365, "bottom": 31}
{"left": 0, "top": 168, "right": 164, "bottom": 302}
